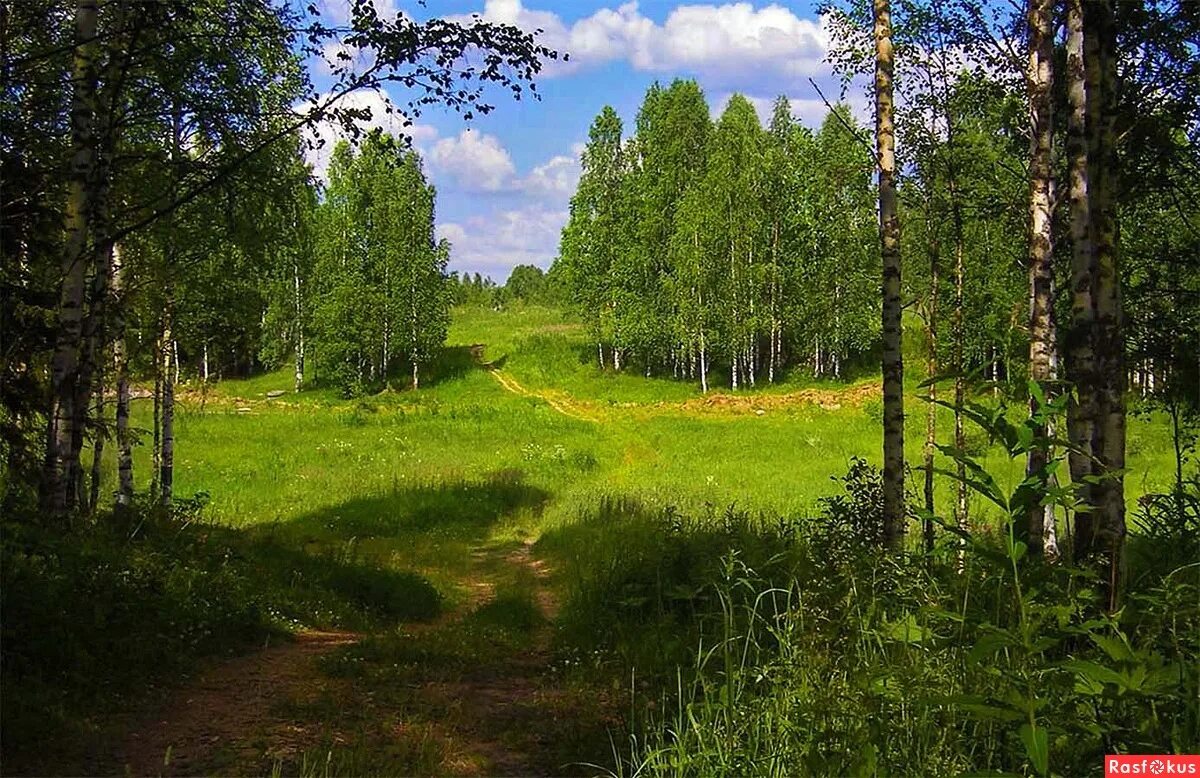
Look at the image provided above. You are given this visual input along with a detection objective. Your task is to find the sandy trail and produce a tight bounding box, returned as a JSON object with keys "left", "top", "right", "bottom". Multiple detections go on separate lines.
{"left": 112, "top": 542, "right": 606, "bottom": 777}
{"left": 118, "top": 630, "right": 360, "bottom": 776}
{"left": 487, "top": 369, "right": 601, "bottom": 423}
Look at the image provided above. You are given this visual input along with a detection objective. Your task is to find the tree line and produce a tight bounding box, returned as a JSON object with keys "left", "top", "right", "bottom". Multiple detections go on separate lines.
{"left": 448, "top": 263, "right": 566, "bottom": 308}
{"left": 555, "top": 80, "right": 1042, "bottom": 393}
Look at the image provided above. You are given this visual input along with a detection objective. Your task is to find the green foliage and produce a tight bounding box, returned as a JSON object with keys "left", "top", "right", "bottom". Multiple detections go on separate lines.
{"left": 448, "top": 271, "right": 501, "bottom": 308}
{"left": 309, "top": 133, "right": 451, "bottom": 396}
{"left": 503, "top": 264, "right": 549, "bottom": 303}
{"left": 550, "top": 471, "right": 1198, "bottom": 776}
{"left": 556, "top": 86, "right": 879, "bottom": 388}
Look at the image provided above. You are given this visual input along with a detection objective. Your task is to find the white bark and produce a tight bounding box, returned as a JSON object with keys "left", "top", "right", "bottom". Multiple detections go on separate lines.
{"left": 113, "top": 245, "right": 133, "bottom": 507}
{"left": 294, "top": 257, "right": 304, "bottom": 392}
{"left": 160, "top": 316, "right": 175, "bottom": 507}
{"left": 43, "top": 0, "right": 100, "bottom": 517}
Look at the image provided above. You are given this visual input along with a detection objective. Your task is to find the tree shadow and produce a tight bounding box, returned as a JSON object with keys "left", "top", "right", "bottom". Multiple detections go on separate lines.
{"left": 536, "top": 495, "right": 802, "bottom": 680}
{"left": 273, "top": 469, "right": 549, "bottom": 545}
{"left": 417, "top": 344, "right": 490, "bottom": 387}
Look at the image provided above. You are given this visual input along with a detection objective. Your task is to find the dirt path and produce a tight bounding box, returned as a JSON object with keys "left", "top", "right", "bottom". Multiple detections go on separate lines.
{"left": 112, "top": 542, "right": 613, "bottom": 777}
{"left": 118, "top": 631, "right": 361, "bottom": 776}
{"left": 489, "top": 366, "right": 878, "bottom": 422}
{"left": 487, "top": 369, "right": 601, "bottom": 423}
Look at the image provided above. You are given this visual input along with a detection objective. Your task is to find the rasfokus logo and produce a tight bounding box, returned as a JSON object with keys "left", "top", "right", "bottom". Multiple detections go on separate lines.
{"left": 1106, "top": 755, "right": 1200, "bottom": 776}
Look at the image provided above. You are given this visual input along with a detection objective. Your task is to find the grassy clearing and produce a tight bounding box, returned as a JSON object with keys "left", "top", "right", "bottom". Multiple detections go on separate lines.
{"left": 7, "top": 304, "right": 1186, "bottom": 775}
{"left": 137, "top": 303, "right": 1174, "bottom": 531}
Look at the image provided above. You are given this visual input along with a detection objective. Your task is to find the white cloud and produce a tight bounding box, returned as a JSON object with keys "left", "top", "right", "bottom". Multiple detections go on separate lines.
{"left": 518, "top": 147, "right": 582, "bottom": 199}
{"left": 299, "top": 90, "right": 437, "bottom": 180}
{"left": 637, "top": 3, "right": 827, "bottom": 81}
{"left": 460, "top": 1, "right": 829, "bottom": 89}
{"left": 437, "top": 205, "right": 567, "bottom": 278}
{"left": 427, "top": 130, "right": 581, "bottom": 201}
{"left": 429, "top": 129, "right": 518, "bottom": 192}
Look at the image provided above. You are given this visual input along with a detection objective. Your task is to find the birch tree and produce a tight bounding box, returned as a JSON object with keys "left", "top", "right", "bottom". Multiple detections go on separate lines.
{"left": 1064, "top": 0, "right": 1126, "bottom": 607}
{"left": 874, "top": 0, "right": 906, "bottom": 547}
{"left": 1024, "top": 0, "right": 1059, "bottom": 559}
{"left": 560, "top": 107, "right": 626, "bottom": 367}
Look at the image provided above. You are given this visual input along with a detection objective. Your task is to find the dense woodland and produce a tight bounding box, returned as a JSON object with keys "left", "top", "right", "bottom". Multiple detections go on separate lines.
{"left": 2, "top": 0, "right": 1199, "bottom": 775}
{"left": 559, "top": 90, "right": 879, "bottom": 387}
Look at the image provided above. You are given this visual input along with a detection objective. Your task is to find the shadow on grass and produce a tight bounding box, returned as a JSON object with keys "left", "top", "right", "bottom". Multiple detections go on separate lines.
{"left": 274, "top": 469, "right": 550, "bottom": 544}
{"left": 420, "top": 344, "right": 491, "bottom": 386}
{"left": 536, "top": 495, "right": 803, "bottom": 679}
{"left": 2, "top": 472, "right": 553, "bottom": 773}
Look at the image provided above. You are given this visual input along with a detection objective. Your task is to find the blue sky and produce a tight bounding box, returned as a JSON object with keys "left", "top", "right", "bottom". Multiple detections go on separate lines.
{"left": 307, "top": 1, "right": 866, "bottom": 280}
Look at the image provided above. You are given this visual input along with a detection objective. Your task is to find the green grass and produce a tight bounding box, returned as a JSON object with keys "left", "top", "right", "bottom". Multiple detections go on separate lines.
{"left": 123, "top": 303, "right": 1174, "bottom": 540}
{"left": 16, "top": 303, "right": 1183, "bottom": 775}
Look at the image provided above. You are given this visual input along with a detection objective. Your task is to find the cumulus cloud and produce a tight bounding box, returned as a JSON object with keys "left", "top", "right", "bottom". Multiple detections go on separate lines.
{"left": 518, "top": 145, "right": 583, "bottom": 199}
{"left": 426, "top": 130, "right": 581, "bottom": 201}
{"left": 437, "top": 206, "right": 567, "bottom": 278}
{"left": 459, "top": 1, "right": 829, "bottom": 90}
{"left": 299, "top": 90, "right": 437, "bottom": 180}
{"left": 429, "top": 129, "right": 518, "bottom": 192}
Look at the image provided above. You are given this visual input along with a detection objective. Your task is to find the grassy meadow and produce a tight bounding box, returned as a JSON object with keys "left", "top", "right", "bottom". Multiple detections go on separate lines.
{"left": 130, "top": 303, "right": 1174, "bottom": 538}
{"left": 7, "top": 304, "right": 1189, "bottom": 776}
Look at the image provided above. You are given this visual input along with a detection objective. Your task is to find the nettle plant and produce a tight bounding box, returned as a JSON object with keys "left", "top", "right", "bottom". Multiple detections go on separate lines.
{"left": 917, "top": 383, "right": 1197, "bottom": 774}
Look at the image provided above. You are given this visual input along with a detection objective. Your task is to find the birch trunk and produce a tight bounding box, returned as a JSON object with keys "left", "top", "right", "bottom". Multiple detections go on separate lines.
{"left": 294, "top": 256, "right": 304, "bottom": 392}
{"left": 88, "top": 369, "right": 104, "bottom": 513}
{"left": 42, "top": 0, "right": 100, "bottom": 518}
{"left": 159, "top": 105, "right": 181, "bottom": 509}
{"left": 1043, "top": 333, "right": 1062, "bottom": 563}
{"left": 1025, "top": 0, "right": 1057, "bottom": 558}
{"left": 951, "top": 190, "right": 968, "bottom": 558}
{"left": 160, "top": 308, "right": 175, "bottom": 507}
{"left": 1065, "top": 0, "right": 1126, "bottom": 606}
{"left": 1084, "top": 0, "right": 1126, "bottom": 605}
{"left": 410, "top": 274, "right": 418, "bottom": 389}
{"left": 112, "top": 245, "right": 133, "bottom": 507}
{"left": 1065, "top": 0, "right": 1097, "bottom": 556}
{"left": 875, "top": 0, "right": 905, "bottom": 548}
{"left": 923, "top": 220, "right": 940, "bottom": 555}
{"left": 769, "top": 226, "right": 779, "bottom": 384}
{"left": 151, "top": 338, "right": 161, "bottom": 500}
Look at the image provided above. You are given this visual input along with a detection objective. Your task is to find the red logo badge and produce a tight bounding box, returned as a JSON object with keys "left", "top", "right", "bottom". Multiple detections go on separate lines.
{"left": 1106, "top": 755, "right": 1200, "bottom": 776}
